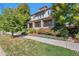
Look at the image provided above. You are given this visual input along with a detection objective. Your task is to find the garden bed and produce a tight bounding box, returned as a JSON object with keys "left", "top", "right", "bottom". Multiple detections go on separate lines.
{"left": 74, "top": 38, "right": 79, "bottom": 43}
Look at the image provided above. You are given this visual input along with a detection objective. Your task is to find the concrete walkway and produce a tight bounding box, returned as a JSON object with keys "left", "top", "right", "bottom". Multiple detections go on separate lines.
{"left": 0, "top": 47, "right": 5, "bottom": 56}
{"left": 23, "top": 35, "right": 79, "bottom": 52}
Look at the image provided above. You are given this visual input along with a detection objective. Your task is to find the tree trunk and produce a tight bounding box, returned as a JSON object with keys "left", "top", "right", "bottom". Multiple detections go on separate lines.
{"left": 11, "top": 31, "right": 14, "bottom": 38}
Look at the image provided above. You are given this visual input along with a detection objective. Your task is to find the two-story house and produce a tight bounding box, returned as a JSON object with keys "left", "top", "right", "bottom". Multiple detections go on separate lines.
{"left": 27, "top": 6, "right": 55, "bottom": 29}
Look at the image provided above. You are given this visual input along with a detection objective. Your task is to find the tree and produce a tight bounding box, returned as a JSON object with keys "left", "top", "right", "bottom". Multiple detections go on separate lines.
{"left": 51, "top": 3, "right": 79, "bottom": 37}
{"left": 16, "top": 3, "right": 30, "bottom": 33}
{"left": 1, "top": 8, "right": 21, "bottom": 37}
{"left": 0, "top": 15, "right": 5, "bottom": 35}
{"left": 52, "top": 4, "right": 78, "bottom": 25}
{"left": 0, "top": 3, "right": 30, "bottom": 37}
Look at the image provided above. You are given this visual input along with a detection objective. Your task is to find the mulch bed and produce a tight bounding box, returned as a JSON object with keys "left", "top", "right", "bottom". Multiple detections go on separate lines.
{"left": 74, "top": 38, "right": 79, "bottom": 43}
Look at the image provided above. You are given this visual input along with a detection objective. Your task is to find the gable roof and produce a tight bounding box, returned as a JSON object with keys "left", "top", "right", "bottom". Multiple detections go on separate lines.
{"left": 31, "top": 6, "right": 52, "bottom": 16}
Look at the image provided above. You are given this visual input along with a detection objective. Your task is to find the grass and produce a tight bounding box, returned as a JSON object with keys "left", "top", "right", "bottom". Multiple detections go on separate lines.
{"left": 0, "top": 35, "right": 79, "bottom": 56}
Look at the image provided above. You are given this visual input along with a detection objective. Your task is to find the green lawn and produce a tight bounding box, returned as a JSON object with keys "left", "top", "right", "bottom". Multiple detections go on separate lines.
{"left": 0, "top": 35, "right": 79, "bottom": 56}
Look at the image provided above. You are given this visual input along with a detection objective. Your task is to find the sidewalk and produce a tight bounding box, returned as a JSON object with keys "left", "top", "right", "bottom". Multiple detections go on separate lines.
{"left": 23, "top": 35, "right": 79, "bottom": 52}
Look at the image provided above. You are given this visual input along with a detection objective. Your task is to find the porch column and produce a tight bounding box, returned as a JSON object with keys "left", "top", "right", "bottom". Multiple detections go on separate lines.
{"left": 41, "top": 20, "right": 44, "bottom": 28}
{"left": 27, "top": 23, "right": 29, "bottom": 28}
{"left": 32, "top": 22, "right": 35, "bottom": 28}
{"left": 52, "top": 18, "right": 55, "bottom": 28}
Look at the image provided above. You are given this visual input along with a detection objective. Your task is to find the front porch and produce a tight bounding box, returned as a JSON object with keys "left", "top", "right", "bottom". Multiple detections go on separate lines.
{"left": 27, "top": 18, "right": 55, "bottom": 29}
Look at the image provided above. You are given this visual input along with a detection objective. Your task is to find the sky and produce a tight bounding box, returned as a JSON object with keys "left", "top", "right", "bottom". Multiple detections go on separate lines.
{"left": 0, "top": 3, "right": 52, "bottom": 15}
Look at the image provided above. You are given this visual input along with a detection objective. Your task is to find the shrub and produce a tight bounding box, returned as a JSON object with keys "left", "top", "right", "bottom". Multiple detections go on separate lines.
{"left": 26, "top": 28, "right": 36, "bottom": 34}
{"left": 59, "top": 28, "right": 69, "bottom": 38}
{"left": 76, "top": 32, "right": 79, "bottom": 40}
{"left": 37, "top": 28, "right": 51, "bottom": 35}
{"left": 74, "top": 32, "right": 79, "bottom": 43}
{"left": 50, "top": 30, "right": 60, "bottom": 36}
{"left": 37, "top": 28, "right": 60, "bottom": 36}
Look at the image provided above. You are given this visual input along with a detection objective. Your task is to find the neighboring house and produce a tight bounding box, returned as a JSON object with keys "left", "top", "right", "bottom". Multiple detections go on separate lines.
{"left": 27, "top": 6, "right": 55, "bottom": 29}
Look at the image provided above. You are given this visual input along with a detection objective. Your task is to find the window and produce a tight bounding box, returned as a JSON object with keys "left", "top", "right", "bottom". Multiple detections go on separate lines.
{"left": 35, "top": 21, "right": 41, "bottom": 27}
{"left": 37, "top": 14, "right": 41, "bottom": 19}
{"left": 44, "top": 20, "right": 52, "bottom": 27}
{"left": 42, "top": 14, "right": 44, "bottom": 18}
{"left": 39, "top": 15, "right": 41, "bottom": 18}
{"left": 43, "top": 14, "right": 44, "bottom": 17}
{"left": 29, "top": 23, "right": 32, "bottom": 28}
{"left": 41, "top": 12, "right": 44, "bottom": 18}
{"left": 48, "top": 11, "right": 50, "bottom": 15}
{"left": 38, "top": 16, "right": 40, "bottom": 19}
{"left": 33, "top": 16, "right": 35, "bottom": 19}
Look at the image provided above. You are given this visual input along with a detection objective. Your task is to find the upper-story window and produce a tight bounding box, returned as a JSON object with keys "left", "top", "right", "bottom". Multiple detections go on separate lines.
{"left": 41, "top": 14, "right": 44, "bottom": 18}
{"left": 39, "top": 15, "right": 41, "bottom": 18}
{"left": 48, "top": 11, "right": 49, "bottom": 15}
{"left": 33, "top": 16, "right": 35, "bottom": 19}
{"left": 37, "top": 13, "right": 42, "bottom": 19}
{"left": 41, "top": 12, "right": 45, "bottom": 18}
{"left": 31, "top": 9, "right": 52, "bottom": 20}
{"left": 38, "top": 16, "right": 40, "bottom": 19}
{"left": 48, "top": 10, "right": 51, "bottom": 15}
{"left": 42, "top": 14, "right": 44, "bottom": 18}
